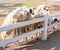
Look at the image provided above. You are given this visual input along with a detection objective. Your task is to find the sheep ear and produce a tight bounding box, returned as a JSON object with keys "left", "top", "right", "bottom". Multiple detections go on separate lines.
{"left": 29, "top": 9, "right": 33, "bottom": 13}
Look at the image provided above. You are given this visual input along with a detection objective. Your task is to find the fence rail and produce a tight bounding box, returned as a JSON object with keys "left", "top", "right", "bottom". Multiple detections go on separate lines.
{"left": 0, "top": 14, "right": 60, "bottom": 50}
{"left": 0, "top": 17, "right": 44, "bottom": 32}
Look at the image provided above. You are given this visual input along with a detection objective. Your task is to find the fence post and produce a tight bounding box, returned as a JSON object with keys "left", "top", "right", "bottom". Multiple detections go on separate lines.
{"left": 41, "top": 14, "right": 49, "bottom": 41}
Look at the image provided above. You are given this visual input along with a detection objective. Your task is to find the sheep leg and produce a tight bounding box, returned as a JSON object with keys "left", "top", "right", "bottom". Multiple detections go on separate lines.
{"left": 1, "top": 30, "right": 13, "bottom": 40}
{"left": 24, "top": 26, "right": 28, "bottom": 32}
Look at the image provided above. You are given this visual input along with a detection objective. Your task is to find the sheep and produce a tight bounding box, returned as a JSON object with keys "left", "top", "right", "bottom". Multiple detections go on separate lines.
{"left": 14, "top": 7, "right": 35, "bottom": 43}
{"left": 31, "top": 4, "right": 57, "bottom": 38}
{"left": 32, "top": 4, "right": 58, "bottom": 28}
{"left": 16, "top": 7, "right": 33, "bottom": 32}
{"left": 32, "top": 4, "right": 49, "bottom": 29}
{"left": 1, "top": 7, "right": 29, "bottom": 40}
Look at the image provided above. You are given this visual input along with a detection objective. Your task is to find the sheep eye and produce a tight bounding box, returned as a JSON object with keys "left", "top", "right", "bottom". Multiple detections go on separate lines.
{"left": 20, "top": 10, "right": 22, "bottom": 11}
{"left": 44, "top": 8, "right": 46, "bottom": 10}
{"left": 45, "top": 6, "right": 47, "bottom": 7}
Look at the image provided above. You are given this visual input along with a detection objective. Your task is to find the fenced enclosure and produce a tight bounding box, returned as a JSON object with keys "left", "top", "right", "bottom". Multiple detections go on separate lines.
{"left": 0, "top": 13, "right": 60, "bottom": 50}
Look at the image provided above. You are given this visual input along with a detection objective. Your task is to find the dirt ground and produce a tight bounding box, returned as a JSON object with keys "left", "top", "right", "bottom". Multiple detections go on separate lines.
{"left": 13, "top": 30, "right": 60, "bottom": 50}
{"left": 0, "top": 2, "right": 60, "bottom": 50}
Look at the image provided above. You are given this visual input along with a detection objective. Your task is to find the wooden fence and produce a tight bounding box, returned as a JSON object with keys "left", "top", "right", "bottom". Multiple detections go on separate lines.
{"left": 0, "top": 14, "right": 60, "bottom": 50}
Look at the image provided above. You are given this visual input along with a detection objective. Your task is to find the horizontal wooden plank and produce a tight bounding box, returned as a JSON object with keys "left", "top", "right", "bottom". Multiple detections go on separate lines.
{"left": 51, "top": 13, "right": 60, "bottom": 17}
{"left": 48, "top": 22, "right": 60, "bottom": 28}
{"left": 48, "top": 13, "right": 60, "bottom": 19}
{"left": 5, "top": 33, "right": 42, "bottom": 50}
{"left": 0, "top": 28, "right": 44, "bottom": 46}
{"left": 0, "top": 17, "right": 44, "bottom": 32}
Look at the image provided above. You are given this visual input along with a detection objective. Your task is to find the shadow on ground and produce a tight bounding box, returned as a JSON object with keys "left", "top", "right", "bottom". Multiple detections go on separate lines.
{"left": 14, "top": 30, "right": 60, "bottom": 50}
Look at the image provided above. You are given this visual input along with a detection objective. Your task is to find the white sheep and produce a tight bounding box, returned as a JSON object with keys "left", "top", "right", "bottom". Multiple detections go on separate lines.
{"left": 19, "top": 6, "right": 35, "bottom": 33}
{"left": 1, "top": 7, "right": 28, "bottom": 40}
{"left": 30, "top": 4, "right": 58, "bottom": 36}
